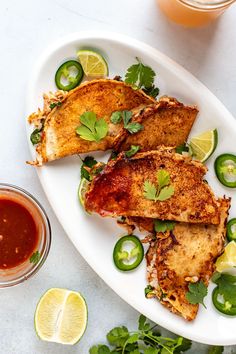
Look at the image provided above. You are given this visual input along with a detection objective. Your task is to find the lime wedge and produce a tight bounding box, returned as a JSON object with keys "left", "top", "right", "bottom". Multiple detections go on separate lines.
{"left": 216, "top": 241, "right": 236, "bottom": 273}
{"left": 189, "top": 128, "right": 218, "bottom": 162}
{"left": 77, "top": 49, "right": 108, "bottom": 77}
{"left": 35, "top": 288, "right": 87, "bottom": 345}
{"left": 78, "top": 178, "right": 90, "bottom": 207}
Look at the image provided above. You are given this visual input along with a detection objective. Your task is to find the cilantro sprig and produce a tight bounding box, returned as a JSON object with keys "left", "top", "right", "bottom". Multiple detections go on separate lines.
{"left": 143, "top": 170, "right": 174, "bottom": 202}
{"left": 154, "top": 220, "right": 175, "bottom": 233}
{"left": 89, "top": 315, "right": 191, "bottom": 354}
{"left": 30, "top": 251, "right": 40, "bottom": 264}
{"left": 80, "top": 156, "right": 97, "bottom": 181}
{"left": 186, "top": 281, "right": 208, "bottom": 308}
{"left": 76, "top": 111, "right": 108, "bottom": 142}
{"left": 111, "top": 110, "right": 143, "bottom": 134}
{"left": 125, "top": 58, "right": 159, "bottom": 98}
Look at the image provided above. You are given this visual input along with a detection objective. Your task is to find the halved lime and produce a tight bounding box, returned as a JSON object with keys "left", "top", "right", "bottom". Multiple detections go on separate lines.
{"left": 35, "top": 288, "right": 87, "bottom": 345}
{"left": 77, "top": 49, "right": 108, "bottom": 77}
{"left": 189, "top": 128, "right": 218, "bottom": 163}
{"left": 216, "top": 241, "right": 236, "bottom": 273}
{"left": 78, "top": 178, "right": 90, "bottom": 207}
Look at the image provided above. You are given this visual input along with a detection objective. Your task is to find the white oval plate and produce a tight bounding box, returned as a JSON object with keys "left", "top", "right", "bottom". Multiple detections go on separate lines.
{"left": 26, "top": 31, "right": 236, "bottom": 345}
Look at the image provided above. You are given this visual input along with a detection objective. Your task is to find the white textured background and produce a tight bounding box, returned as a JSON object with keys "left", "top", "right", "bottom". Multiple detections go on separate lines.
{"left": 0, "top": 0, "right": 236, "bottom": 353}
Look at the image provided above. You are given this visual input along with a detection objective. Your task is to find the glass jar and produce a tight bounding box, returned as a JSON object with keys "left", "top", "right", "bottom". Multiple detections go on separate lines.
{"left": 157, "top": 0, "right": 236, "bottom": 27}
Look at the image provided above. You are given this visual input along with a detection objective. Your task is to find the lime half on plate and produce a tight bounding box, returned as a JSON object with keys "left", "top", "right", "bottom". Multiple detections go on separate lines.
{"left": 216, "top": 241, "right": 236, "bottom": 274}
{"left": 77, "top": 49, "right": 108, "bottom": 77}
{"left": 78, "top": 178, "right": 90, "bottom": 207}
{"left": 190, "top": 128, "right": 218, "bottom": 163}
{"left": 35, "top": 288, "right": 87, "bottom": 345}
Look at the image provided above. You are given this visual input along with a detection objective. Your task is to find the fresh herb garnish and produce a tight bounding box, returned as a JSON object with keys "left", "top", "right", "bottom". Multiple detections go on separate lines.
{"left": 110, "top": 111, "right": 122, "bottom": 124}
{"left": 143, "top": 85, "right": 160, "bottom": 98}
{"left": 144, "top": 285, "right": 155, "bottom": 298}
{"left": 49, "top": 101, "right": 62, "bottom": 109}
{"left": 208, "top": 346, "right": 224, "bottom": 354}
{"left": 175, "top": 143, "right": 189, "bottom": 155}
{"left": 30, "top": 251, "right": 40, "bottom": 264}
{"left": 89, "top": 315, "right": 191, "bottom": 354}
{"left": 125, "top": 145, "right": 140, "bottom": 158}
{"left": 154, "top": 220, "right": 175, "bottom": 233}
{"left": 125, "top": 57, "right": 159, "bottom": 98}
{"left": 80, "top": 156, "right": 97, "bottom": 181}
{"left": 30, "top": 128, "right": 42, "bottom": 145}
{"left": 186, "top": 280, "right": 208, "bottom": 308}
{"left": 143, "top": 170, "right": 175, "bottom": 202}
{"left": 76, "top": 111, "right": 108, "bottom": 142}
{"left": 111, "top": 110, "right": 143, "bottom": 134}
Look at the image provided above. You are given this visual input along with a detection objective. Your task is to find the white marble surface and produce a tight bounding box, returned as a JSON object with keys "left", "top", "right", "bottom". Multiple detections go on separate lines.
{"left": 0, "top": 0, "right": 236, "bottom": 353}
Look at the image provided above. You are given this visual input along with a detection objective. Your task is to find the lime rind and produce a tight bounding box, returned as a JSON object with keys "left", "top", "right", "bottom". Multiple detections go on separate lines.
{"left": 78, "top": 178, "right": 90, "bottom": 207}
{"left": 77, "top": 49, "right": 108, "bottom": 77}
{"left": 190, "top": 128, "right": 218, "bottom": 163}
{"left": 215, "top": 241, "right": 236, "bottom": 273}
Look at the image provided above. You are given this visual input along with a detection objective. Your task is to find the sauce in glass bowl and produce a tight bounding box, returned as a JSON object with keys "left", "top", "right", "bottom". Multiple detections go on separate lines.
{"left": 0, "top": 184, "right": 51, "bottom": 288}
{"left": 0, "top": 199, "right": 38, "bottom": 269}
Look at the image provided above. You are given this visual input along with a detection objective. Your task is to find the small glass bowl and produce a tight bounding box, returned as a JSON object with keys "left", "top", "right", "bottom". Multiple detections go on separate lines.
{"left": 0, "top": 184, "right": 51, "bottom": 288}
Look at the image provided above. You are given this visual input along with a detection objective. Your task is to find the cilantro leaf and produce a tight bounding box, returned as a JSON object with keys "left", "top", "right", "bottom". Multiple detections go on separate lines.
{"left": 144, "top": 348, "right": 159, "bottom": 354}
{"left": 76, "top": 125, "right": 96, "bottom": 141}
{"left": 144, "top": 285, "right": 155, "bottom": 298}
{"left": 49, "top": 101, "right": 62, "bottom": 109}
{"left": 123, "top": 110, "right": 133, "bottom": 126}
{"left": 156, "top": 186, "right": 175, "bottom": 201}
{"left": 110, "top": 110, "right": 143, "bottom": 135}
{"left": 138, "top": 314, "right": 147, "bottom": 331}
{"left": 144, "top": 170, "right": 174, "bottom": 202}
{"left": 125, "top": 58, "right": 155, "bottom": 89}
{"left": 111, "top": 111, "right": 122, "bottom": 124}
{"left": 80, "top": 156, "right": 97, "bottom": 181}
{"left": 95, "top": 118, "right": 108, "bottom": 140}
{"left": 76, "top": 111, "right": 108, "bottom": 142}
{"left": 125, "top": 122, "right": 143, "bottom": 134}
{"left": 154, "top": 220, "right": 175, "bottom": 233}
{"left": 106, "top": 326, "right": 129, "bottom": 347}
{"left": 157, "top": 170, "right": 170, "bottom": 189}
{"left": 208, "top": 346, "right": 224, "bottom": 354}
{"left": 174, "top": 337, "right": 192, "bottom": 353}
{"left": 175, "top": 143, "right": 189, "bottom": 155}
{"left": 138, "top": 314, "right": 151, "bottom": 332}
{"left": 125, "top": 58, "right": 159, "bottom": 98}
{"left": 30, "top": 251, "right": 40, "bottom": 264}
{"left": 125, "top": 145, "right": 140, "bottom": 158}
{"left": 143, "top": 85, "right": 160, "bottom": 98}
{"left": 143, "top": 181, "right": 157, "bottom": 201}
{"left": 186, "top": 281, "right": 208, "bottom": 308}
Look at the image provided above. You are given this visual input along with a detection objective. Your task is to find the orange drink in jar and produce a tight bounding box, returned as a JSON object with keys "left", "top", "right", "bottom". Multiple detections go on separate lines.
{"left": 157, "top": 0, "right": 235, "bottom": 27}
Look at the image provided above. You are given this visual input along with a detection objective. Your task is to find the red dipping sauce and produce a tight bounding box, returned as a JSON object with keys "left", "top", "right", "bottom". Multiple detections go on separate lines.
{"left": 0, "top": 184, "right": 51, "bottom": 288}
{"left": 0, "top": 199, "right": 38, "bottom": 269}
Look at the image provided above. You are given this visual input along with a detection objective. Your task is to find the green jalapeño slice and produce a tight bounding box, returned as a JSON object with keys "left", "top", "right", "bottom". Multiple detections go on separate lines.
{"left": 113, "top": 235, "right": 144, "bottom": 271}
{"left": 55, "top": 60, "right": 84, "bottom": 91}
{"left": 212, "top": 287, "right": 236, "bottom": 316}
{"left": 227, "top": 218, "right": 236, "bottom": 242}
{"left": 214, "top": 153, "right": 236, "bottom": 188}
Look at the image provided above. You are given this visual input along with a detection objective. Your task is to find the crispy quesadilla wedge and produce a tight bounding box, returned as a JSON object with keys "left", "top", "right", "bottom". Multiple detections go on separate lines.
{"left": 28, "top": 79, "right": 154, "bottom": 164}
{"left": 113, "top": 96, "right": 198, "bottom": 152}
{"left": 85, "top": 148, "right": 221, "bottom": 224}
{"left": 145, "top": 197, "right": 230, "bottom": 321}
